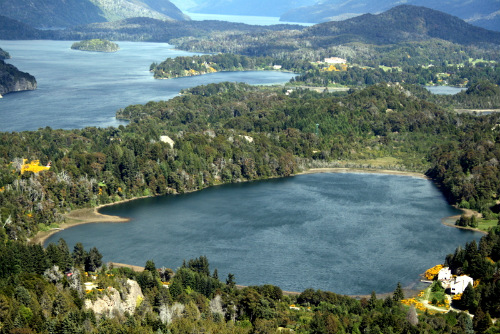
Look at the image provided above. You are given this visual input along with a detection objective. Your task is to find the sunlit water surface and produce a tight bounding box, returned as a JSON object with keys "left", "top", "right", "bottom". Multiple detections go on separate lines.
{"left": 46, "top": 173, "right": 482, "bottom": 295}
{"left": 0, "top": 40, "right": 296, "bottom": 131}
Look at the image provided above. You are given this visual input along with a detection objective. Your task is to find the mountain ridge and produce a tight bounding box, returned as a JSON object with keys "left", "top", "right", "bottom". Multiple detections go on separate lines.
{"left": 280, "top": 0, "right": 500, "bottom": 32}
{"left": 302, "top": 5, "right": 500, "bottom": 46}
{"left": 0, "top": 0, "right": 188, "bottom": 28}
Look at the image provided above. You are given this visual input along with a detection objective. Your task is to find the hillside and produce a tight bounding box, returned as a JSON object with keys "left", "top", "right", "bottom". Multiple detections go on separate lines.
{"left": 51, "top": 17, "right": 304, "bottom": 42}
{"left": 167, "top": 6, "right": 500, "bottom": 60}
{"left": 141, "top": 0, "right": 190, "bottom": 21}
{"left": 281, "top": 0, "right": 500, "bottom": 32}
{"left": 0, "top": 0, "right": 188, "bottom": 28}
{"left": 302, "top": 5, "right": 500, "bottom": 46}
{"left": 89, "top": 0, "right": 188, "bottom": 23}
{"left": 0, "top": 15, "right": 45, "bottom": 40}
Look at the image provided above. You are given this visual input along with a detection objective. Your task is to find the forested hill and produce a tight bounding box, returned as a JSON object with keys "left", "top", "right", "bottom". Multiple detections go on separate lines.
{"left": 0, "top": 15, "right": 45, "bottom": 40}
{"left": 0, "top": 0, "right": 106, "bottom": 28}
{"left": 0, "top": 0, "right": 188, "bottom": 28}
{"left": 52, "top": 17, "right": 305, "bottom": 42}
{"left": 303, "top": 5, "right": 500, "bottom": 46}
{"left": 280, "top": 0, "right": 500, "bottom": 32}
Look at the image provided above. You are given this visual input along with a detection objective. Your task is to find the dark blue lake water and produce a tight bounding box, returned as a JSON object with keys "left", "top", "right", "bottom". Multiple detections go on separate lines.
{"left": 0, "top": 40, "right": 296, "bottom": 132}
{"left": 45, "top": 172, "right": 482, "bottom": 295}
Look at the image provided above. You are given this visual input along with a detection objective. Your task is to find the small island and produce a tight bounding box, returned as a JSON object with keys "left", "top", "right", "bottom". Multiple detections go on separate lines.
{"left": 71, "top": 39, "right": 119, "bottom": 52}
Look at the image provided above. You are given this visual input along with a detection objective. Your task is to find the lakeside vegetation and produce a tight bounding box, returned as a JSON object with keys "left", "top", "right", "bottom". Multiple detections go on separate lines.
{"left": 70, "top": 39, "right": 119, "bottom": 53}
{"left": 2, "top": 239, "right": 496, "bottom": 334}
{"left": 151, "top": 54, "right": 285, "bottom": 79}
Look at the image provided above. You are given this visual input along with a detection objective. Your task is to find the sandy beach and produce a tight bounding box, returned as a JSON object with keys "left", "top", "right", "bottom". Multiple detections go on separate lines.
{"left": 29, "top": 201, "right": 135, "bottom": 245}
{"left": 296, "top": 167, "right": 428, "bottom": 179}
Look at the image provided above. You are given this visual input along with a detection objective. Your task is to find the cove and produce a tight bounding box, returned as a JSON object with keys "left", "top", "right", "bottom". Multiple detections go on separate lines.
{"left": 45, "top": 172, "right": 482, "bottom": 295}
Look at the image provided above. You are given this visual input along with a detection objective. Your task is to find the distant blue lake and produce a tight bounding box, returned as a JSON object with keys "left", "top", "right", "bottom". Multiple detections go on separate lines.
{"left": 0, "top": 40, "right": 296, "bottom": 132}
{"left": 45, "top": 172, "right": 482, "bottom": 295}
{"left": 185, "top": 12, "right": 312, "bottom": 26}
{"left": 426, "top": 86, "right": 466, "bottom": 95}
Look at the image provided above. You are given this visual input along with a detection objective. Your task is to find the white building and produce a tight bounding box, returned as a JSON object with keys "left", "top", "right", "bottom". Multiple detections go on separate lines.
{"left": 437, "top": 267, "right": 452, "bottom": 281}
{"left": 160, "top": 135, "right": 175, "bottom": 148}
{"left": 450, "top": 275, "right": 474, "bottom": 295}
{"left": 324, "top": 57, "right": 347, "bottom": 64}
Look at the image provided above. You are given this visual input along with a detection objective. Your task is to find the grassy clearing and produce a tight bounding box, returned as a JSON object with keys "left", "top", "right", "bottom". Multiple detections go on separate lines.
{"left": 350, "top": 157, "right": 402, "bottom": 168}
{"left": 477, "top": 218, "right": 499, "bottom": 232}
{"left": 428, "top": 282, "right": 447, "bottom": 305}
{"left": 379, "top": 65, "right": 402, "bottom": 72}
{"left": 468, "top": 58, "right": 497, "bottom": 65}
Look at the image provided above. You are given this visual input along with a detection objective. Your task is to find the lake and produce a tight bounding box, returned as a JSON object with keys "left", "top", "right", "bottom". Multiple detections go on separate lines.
{"left": 0, "top": 40, "right": 296, "bottom": 132}
{"left": 185, "top": 12, "right": 313, "bottom": 26}
{"left": 425, "top": 86, "right": 466, "bottom": 95}
{"left": 45, "top": 172, "right": 482, "bottom": 295}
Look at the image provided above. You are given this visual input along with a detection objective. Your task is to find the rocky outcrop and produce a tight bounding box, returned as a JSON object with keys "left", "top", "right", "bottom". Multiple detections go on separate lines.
{"left": 84, "top": 279, "right": 144, "bottom": 317}
{"left": 0, "top": 60, "right": 37, "bottom": 96}
{"left": 0, "top": 47, "right": 10, "bottom": 60}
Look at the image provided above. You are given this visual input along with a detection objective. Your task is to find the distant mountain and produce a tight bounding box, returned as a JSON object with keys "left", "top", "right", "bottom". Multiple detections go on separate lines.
{"left": 0, "top": 15, "right": 45, "bottom": 40}
{"left": 0, "top": 0, "right": 188, "bottom": 28}
{"left": 302, "top": 5, "right": 500, "bottom": 46}
{"left": 281, "top": 0, "right": 500, "bottom": 32}
{"left": 90, "top": 0, "right": 188, "bottom": 23}
{"left": 141, "top": 0, "right": 190, "bottom": 20}
{"left": 182, "top": 0, "right": 317, "bottom": 17}
{"left": 0, "top": 0, "right": 106, "bottom": 28}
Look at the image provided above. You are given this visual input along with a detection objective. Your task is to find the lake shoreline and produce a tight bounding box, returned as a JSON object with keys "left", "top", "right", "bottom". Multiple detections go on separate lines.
{"left": 31, "top": 167, "right": 433, "bottom": 246}
{"left": 30, "top": 167, "right": 476, "bottom": 297}
{"left": 29, "top": 196, "right": 151, "bottom": 245}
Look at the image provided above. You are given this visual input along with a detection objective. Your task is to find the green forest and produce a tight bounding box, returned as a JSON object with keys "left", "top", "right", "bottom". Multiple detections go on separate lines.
{"left": 70, "top": 39, "right": 119, "bottom": 53}
{"left": 2, "top": 79, "right": 500, "bottom": 332}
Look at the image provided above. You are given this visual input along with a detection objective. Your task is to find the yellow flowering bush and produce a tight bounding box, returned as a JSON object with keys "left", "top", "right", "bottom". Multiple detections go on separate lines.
{"left": 424, "top": 264, "right": 444, "bottom": 280}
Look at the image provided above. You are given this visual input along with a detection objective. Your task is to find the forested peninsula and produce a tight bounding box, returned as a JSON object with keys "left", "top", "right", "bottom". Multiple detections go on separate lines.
{"left": 71, "top": 39, "right": 119, "bottom": 52}
{"left": 151, "top": 54, "right": 285, "bottom": 79}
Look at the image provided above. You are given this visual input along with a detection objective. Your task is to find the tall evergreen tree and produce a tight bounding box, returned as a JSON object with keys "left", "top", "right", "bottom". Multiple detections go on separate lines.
{"left": 393, "top": 282, "right": 404, "bottom": 302}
